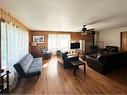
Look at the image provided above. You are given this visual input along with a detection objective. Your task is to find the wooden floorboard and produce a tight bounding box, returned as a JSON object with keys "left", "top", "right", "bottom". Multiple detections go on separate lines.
{"left": 12, "top": 56, "right": 127, "bottom": 94}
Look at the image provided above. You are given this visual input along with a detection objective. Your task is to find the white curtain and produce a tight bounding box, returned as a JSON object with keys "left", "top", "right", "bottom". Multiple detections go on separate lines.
{"left": 1, "top": 21, "right": 7, "bottom": 69}
{"left": 48, "top": 34, "right": 70, "bottom": 54}
{"left": 1, "top": 22, "right": 28, "bottom": 70}
{"left": 1, "top": 21, "right": 29, "bottom": 90}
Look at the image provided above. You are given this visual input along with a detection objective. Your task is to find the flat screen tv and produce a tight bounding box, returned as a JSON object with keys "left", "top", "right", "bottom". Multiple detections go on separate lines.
{"left": 70, "top": 42, "right": 80, "bottom": 49}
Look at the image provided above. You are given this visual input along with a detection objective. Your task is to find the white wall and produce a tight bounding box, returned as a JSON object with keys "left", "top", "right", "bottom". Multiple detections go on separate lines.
{"left": 98, "top": 27, "right": 127, "bottom": 50}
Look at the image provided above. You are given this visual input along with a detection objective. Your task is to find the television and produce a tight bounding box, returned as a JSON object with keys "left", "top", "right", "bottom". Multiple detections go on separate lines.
{"left": 70, "top": 42, "right": 80, "bottom": 49}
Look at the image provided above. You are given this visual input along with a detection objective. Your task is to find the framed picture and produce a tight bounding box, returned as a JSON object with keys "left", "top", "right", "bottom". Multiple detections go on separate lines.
{"left": 33, "top": 36, "right": 44, "bottom": 43}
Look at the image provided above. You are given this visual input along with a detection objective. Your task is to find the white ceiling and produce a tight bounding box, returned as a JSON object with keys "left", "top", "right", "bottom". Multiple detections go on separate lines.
{"left": 1, "top": 0, "right": 127, "bottom": 32}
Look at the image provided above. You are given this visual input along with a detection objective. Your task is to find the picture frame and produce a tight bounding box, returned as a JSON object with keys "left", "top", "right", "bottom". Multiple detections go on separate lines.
{"left": 33, "top": 36, "right": 44, "bottom": 43}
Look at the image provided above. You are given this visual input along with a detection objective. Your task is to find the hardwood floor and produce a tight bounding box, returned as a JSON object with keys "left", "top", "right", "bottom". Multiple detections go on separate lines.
{"left": 12, "top": 56, "right": 127, "bottom": 94}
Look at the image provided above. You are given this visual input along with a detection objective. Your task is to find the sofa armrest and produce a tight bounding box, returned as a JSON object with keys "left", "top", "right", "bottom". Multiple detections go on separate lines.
{"left": 86, "top": 55, "right": 103, "bottom": 73}
{"left": 68, "top": 56, "right": 79, "bottom": 61}
{"left": 13, "top": 63, "right": 26, "bottom": 77}
{"left": 86, "top": 55, "right": 100, "bottom": 64}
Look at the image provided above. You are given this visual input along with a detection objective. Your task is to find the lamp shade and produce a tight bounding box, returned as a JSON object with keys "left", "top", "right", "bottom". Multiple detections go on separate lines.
{"left": 31, "top": 42, "right": 37, "bottom": 46}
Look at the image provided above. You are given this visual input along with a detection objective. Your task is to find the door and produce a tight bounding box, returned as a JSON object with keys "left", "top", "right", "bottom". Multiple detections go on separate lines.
{"left": 121, "top": 32, "right": 127, "bottom": 52}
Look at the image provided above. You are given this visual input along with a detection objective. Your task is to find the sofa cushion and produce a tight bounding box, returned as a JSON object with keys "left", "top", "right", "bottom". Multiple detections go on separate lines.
{"left": 31, "top": 58, "right": 42, "bottom": 68}
{"left": 13, "top": 53, "right": 42, "bottom": 79}
{"left": 19, "top": 53, "right": 33, "bottom": 74}
{"left": 26, "top": 58, "right": 42, "bottom": 77}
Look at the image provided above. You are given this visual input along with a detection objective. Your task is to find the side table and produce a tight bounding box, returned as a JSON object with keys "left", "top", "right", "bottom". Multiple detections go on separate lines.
{"left": 0, "top": 70, "right": 10, "bottom": 93}
{"left": 71, "top": 60, "right": 86, "bottom": 76}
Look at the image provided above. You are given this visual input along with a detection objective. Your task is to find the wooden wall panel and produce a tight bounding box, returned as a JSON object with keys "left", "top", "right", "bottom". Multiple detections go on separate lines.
{"left": 31, "top": 31, "right": 49, "bottom": 49}
{"left": 30, "top": 31, "right": 93, "bottom": 56}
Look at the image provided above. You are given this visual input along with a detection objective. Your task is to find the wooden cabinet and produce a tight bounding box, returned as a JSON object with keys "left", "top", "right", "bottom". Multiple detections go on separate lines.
{"left": 31, "top": 46, "right": 42, "bottom": 58}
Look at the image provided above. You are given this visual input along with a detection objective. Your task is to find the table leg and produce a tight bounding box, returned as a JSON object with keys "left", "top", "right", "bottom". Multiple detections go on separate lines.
{"left": 6, "top": 71, "right": 9, "bottom": 92}
{"left": 84, "top": 63, "right": 86, "bottom": 74}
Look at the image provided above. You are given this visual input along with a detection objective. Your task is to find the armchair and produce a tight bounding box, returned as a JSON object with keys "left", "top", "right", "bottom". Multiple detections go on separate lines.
{"left": 57, "top": 50, "right": 79, "bottom": 69}
{"left": 41, "top": 47, "right": 52, "bottom": 60}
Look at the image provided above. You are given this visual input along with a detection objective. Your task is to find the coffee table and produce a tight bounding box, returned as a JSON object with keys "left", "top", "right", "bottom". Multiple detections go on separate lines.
{"left": 71, "top": 60, "right": 86, "bottom": 76}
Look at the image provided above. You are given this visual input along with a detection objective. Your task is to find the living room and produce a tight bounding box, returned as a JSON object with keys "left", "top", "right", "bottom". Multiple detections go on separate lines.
{"left": 1, "top": 0, "right": 127, "bottom": 94}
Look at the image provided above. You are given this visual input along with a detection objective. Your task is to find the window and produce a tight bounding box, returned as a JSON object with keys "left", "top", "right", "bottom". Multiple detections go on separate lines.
{"left": 1, "top": 22, "right": 7, "bottom": 69}
{"left": 48, "top": 34, "right": 70, "bottom": 54}
{"left": 1, "top": 22, "right": 28, "bottom": 71}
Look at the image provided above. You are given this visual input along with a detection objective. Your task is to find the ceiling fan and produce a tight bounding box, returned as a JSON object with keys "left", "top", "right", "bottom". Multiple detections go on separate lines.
{"left": 81, "top": 25, "right": 95, "bottom": 35}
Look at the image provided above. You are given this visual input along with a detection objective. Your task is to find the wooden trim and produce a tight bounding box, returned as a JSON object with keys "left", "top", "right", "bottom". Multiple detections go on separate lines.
{"left": 32, "top": 30, "right": 80, "bottom": 33}
{"left": 0, "top": 18, "right": 5, "bottom": 22}
{"left": 120, "top": 32, "right": 122, "bottom": 52}
{"left": 0, "top": 8, "right": 30, "bottom": 31}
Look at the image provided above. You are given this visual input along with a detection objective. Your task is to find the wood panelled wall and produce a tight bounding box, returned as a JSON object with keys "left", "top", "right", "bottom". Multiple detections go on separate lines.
{"left": 0, "top": 8, "right": 29, "bottom": 31}
{"left": 30, "top": 31, "right": 93, "bottom": 56}
{"left": 0, "top": 8, "right": 30, "bottom": 69}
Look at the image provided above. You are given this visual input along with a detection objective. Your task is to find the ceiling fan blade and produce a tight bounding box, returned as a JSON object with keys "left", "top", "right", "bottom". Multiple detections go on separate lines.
{"left": 81, "top": 25, "right": 95, "bottom": 35}
{"left": 87, "top": 28, "right": 95, "bottom": 31}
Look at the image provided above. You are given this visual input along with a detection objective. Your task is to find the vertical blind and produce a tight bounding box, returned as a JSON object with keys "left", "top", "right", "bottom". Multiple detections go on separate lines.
{"left": 48, "top": 34, "right": 70, "bottom": 53}
{"left": 1, "top": 21, "right": 29, "bottom": 71}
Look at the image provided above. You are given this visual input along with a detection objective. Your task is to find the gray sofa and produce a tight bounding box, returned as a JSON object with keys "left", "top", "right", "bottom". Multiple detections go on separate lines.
{"left": 13, "top": 53, "right": 42, "bottom": 79}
